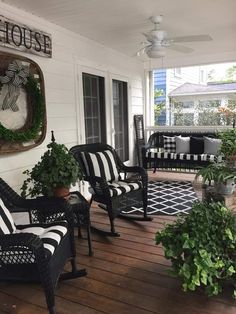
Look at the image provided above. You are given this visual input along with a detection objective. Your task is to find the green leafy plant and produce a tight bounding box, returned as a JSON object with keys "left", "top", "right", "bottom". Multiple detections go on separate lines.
{"left": 196, "top": 162, "right": 236, "bottom": 185}
{"left": 218, "top": 129, "right": 236, "bottom": 158}
{"left": 156, "top": 201, "right": 236, "bottom": 298}
{"left": 21, "top": 136, "right": 83, "bottom": 197}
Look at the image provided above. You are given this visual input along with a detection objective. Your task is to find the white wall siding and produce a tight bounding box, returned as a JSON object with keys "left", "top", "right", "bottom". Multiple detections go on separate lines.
{"left": 0, "top": 2, "right": 144, "bottom": 197}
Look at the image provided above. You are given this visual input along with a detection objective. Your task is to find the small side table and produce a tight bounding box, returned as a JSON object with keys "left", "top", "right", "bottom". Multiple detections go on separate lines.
{"left": 68, "top": 191, "right": 93, "bottom": 256}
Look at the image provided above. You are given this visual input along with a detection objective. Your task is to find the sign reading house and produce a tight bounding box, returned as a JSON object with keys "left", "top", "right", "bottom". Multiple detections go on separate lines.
{"left": 0, "top": 15, "right": 52, "bottom": 58}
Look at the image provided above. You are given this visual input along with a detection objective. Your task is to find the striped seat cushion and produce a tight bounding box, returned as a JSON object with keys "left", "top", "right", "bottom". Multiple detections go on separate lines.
{"left": 89, "top": 180, "right": 142, "bottom": 197}
{"left": 16, "top": 222, "right": 68, "bottom": 257}
{"left": 81, "top": 150, "right": 119, "bottom": 182}
{"left": 0, "top": 198, "right": 16, "bottom": 235}
{"left": 146, "top": 149, "right": 223, "bottom": 163}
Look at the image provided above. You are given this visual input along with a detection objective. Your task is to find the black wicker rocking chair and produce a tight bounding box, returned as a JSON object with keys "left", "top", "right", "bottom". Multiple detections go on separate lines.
{"left": 0, "top": 178, "right": 86, "bottom": 314}
{"left": 70, "top": 143, "right": 152, "bottom": 237}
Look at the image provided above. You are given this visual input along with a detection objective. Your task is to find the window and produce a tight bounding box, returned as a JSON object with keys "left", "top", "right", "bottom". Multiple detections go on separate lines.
{"left": 174, "top": 113, "right": 194, "bottom": 126}
{"left": 200, "top": 69, "right": 205, "bottom": 83}
{"left": 174, "top": 68, "right": 182, "bottom": 77}
{"left": 82, "top": 73, "right": 106, "bottom": 143}
{"left": 175, "top": 101, "right": 194, "bottom": 109}
{"left": 112, "top": 80, "right": 129, "bottom": 162}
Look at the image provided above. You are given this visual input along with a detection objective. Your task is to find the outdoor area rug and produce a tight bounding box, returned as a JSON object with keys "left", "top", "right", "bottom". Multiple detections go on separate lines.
{"left": 125, "top": 180, "right": 198, "bottom": 216}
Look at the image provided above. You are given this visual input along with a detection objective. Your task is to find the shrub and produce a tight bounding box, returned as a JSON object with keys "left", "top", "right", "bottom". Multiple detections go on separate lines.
{"left": 156, "top": 201, "right": 236, "bottom": 298}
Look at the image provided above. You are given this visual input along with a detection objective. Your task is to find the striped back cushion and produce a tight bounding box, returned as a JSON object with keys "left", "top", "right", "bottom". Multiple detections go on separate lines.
{"left": 82, "top": 150, "right": 119, "bottom": 182}
{"left": 0, "top": 198, "right": 16, "bottom": 235}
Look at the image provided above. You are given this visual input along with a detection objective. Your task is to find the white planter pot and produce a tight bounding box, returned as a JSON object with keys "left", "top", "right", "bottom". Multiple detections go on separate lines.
{"left": 215, "top": 179, "right": 235, "bottom": 195}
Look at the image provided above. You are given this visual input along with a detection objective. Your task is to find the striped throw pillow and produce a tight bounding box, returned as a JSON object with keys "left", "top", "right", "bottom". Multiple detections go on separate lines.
{"left": 0, "top": 198, "right": 16, "bottom": 235}
{"left": 81, "top": 150, "right": 119, "bottom": 182}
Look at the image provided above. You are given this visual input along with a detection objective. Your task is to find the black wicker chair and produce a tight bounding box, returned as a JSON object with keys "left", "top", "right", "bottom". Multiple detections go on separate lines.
{"left": 0, "top": 178, "right": 86, "bottom": 314}
{"left": 70, "top": 143, "right": 152, "bottom": 237}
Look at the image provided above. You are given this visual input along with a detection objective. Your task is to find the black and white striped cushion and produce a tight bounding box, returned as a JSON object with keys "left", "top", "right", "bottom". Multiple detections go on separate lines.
{"left": 107, "top": 180, "right": 142, "bottom": 197}
{"left": 0, "top": 198, "right": 16, "bottom": 235}
{"left": 16, "top": 222, "right": 67, "bottom": 257}
{"left": 146, "top": 149, "right": 223, "bottom": 163}
{"left": 82, "top": 150, "right": 119, "bottom": 182}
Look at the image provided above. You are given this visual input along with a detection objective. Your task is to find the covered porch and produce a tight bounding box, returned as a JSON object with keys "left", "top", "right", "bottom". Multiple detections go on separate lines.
{"left": 1, "top": 171, "right": 236, "bottom": 313}
{"left": 0, "top": 1, "right": 236, "bottom": 313}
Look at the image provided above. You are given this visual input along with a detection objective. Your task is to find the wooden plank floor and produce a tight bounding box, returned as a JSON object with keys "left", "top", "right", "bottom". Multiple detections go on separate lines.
{"left": 1, "top": 171, "right": 236, "bottom": 313}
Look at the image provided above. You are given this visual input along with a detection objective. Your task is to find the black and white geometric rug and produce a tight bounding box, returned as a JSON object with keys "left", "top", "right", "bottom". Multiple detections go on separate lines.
{"left": 126, "top": 180, "right": 198, "bottom": 216}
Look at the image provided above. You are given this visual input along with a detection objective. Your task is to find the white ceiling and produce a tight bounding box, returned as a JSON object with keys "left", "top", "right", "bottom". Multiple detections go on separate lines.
{"left": 2, "top": 0, "right": 236, "bottom": 67}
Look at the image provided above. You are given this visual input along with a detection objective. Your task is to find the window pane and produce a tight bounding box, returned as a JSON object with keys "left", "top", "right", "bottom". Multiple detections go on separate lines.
{"left": 112, "top": 80, "right": 129, "bottom": 161}
{"left": 82, "top": 73, "right": 106, "bottom": 143}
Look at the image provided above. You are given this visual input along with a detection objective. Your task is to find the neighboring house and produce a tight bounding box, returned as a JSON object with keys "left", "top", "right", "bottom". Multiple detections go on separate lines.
{"left": 154, "top": 66, "right": 207, "bottom": 125}
{"left": 168, "top": 82, "right": 236, "bottom": 126}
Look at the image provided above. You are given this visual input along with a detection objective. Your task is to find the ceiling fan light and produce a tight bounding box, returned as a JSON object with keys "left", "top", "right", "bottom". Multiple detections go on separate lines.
{"left": 146, "top": 47, "right": 166, "bottom": 58}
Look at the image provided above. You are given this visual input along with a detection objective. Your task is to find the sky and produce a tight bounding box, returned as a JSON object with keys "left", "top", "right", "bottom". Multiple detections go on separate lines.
{"left": 206, "top": 62, "right": 236, "bottom": 81}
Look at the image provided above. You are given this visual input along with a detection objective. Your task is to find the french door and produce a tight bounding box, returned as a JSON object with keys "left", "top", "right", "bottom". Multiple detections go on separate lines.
{"left": 112, "top": 79, "right": 129, "bottom": 162}
{"left": 82, "top": 73, "right": 106, "bottom": 143}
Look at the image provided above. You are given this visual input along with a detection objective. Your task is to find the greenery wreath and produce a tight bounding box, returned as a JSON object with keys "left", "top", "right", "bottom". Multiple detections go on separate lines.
{"left": 0, "top": 76, "right": 44, "bottom": 142}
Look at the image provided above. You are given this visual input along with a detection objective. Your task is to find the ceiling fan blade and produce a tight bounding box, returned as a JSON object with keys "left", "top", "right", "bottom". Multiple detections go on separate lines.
{"left": 142, "top": 33, "right": 153, "bottom": 43}
{"left": 135, "top": 45, "right": 151, "bottom": 57}
{"left": 169, "top": 34, "right": 212, "bottom": 43}
{"left": 167, "top": 44, "right": 194, "bottom": 53}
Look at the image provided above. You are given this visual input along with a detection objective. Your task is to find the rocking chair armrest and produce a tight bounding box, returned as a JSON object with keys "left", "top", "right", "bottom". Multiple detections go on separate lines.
{"left": 0, "top": 232, "right": 43, "bottom": 252}
{"left": 14, "top": 196, "right": 71, "bottom": 215}
{"left": 120, "top": 165, "right": 146, "bottom": 174}
{"left": 87, "top": 176, "right": 110, "bottom": 189}
{"left": 119, "top": 165, "right": 148, "bottom": 182}
{"left": 16, "top": 196, "right": 68, "bottom": 211}
{"left": 86, "top": 176, "right": 111, "bottom": 196}
{"left": 12, "top": 197, "right": 74, "bottom": 229}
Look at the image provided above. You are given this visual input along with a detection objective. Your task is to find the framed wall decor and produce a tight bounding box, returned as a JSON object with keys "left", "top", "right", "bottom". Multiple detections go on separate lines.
{"left": 0, "top": 51, "right": 46, "bottom": 154}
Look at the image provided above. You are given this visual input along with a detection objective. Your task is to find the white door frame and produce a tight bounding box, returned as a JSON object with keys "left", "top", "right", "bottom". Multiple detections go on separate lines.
{"left": 75, "top": 62, "right": 111, "bottom": 144}
{"left": 109, "top": 72, "right": 131, "bottom": 163}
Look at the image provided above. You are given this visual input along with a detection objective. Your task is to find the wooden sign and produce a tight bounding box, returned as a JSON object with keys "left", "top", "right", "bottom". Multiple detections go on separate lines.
{"left": 0, "top": 15, "right": 52, "bottom": 58}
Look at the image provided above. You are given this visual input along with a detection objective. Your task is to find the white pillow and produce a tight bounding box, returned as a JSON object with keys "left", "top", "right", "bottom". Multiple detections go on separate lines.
{"left": 204, "top": 137, "right": 221, "bottom": 155}
{"left": 0, "top": 198, "right": 16, "bottom": 234}
{"left": 175, "top": 136, "right": 190, "bottom": 154}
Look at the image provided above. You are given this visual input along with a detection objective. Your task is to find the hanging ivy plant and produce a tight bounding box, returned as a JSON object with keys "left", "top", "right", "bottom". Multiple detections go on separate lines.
{"left": 0, "top": 76, "right": 45, "bottom": 142}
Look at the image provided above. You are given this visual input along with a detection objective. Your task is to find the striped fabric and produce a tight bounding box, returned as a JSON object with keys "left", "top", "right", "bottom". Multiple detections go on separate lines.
{"left": 0, "top": 198, "right": 16, "bottom": 235}
{"left": 107, "top": 180, "right": 142, "bottom": 197}
{"left": 16, "top": 222, "right": 67, "bottom": 257}
{"left": 88, "top": 180, "right": 142, "bottom": 197}
{"left": 146, "top": 149, "right": 223, "bottom": 163}
{"left": 81, "top": 150, "right": 119, "bottom": 182}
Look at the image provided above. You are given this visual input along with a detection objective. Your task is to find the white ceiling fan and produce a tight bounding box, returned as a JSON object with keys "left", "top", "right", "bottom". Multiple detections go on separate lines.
{"left": 137, "top": 15, "right": 212, "bottom": 58}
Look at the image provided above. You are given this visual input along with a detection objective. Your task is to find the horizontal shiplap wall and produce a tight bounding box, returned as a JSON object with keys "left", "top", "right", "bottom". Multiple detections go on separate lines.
{"left": 0, "top": 2, "right": 144, "bottom": 194}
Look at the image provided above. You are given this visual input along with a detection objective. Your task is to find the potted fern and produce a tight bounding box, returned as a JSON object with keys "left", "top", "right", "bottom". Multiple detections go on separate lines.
{"left": 196, "top": 162, "right": 236, "bottom": 195}
{"left": 21, "top": 131, "right": 83, "bottom": 198}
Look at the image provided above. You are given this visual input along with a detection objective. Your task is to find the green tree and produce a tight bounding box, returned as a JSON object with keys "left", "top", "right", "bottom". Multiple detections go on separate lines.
{"left": 154, "top": 89, "right": 165, "bottom": 125}
{"left": 208, "top": 69, "right": 216, "bottom": 81}
{"left": 226, "top": 65, "right": 236, "bottom": 81}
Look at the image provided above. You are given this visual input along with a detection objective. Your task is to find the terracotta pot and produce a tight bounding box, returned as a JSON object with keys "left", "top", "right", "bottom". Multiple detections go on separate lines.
{"left": 228, "top": 155, "right": 236, "bottom": 167}
{"left": 53, "top": 186, "right": 70, "bottom": 198}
